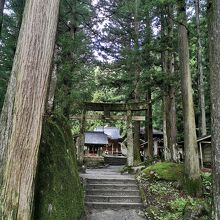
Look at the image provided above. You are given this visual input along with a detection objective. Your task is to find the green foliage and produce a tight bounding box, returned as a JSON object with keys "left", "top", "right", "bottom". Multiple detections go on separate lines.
{"left": 141, "top": 162, "right": 184, "bottom": 181}
{"left": 149, "top": 183, "right": 171, "bottom": 196}
{"left": 53, "top": 0, "right": 95, "bottom": 118}
{"left": 145, "top": 206, "right": 161, "bottom": 219}
{"left": 145, "top": 196, "right": 211, "bottom": 220}
{"left": 169, "top": 197, "right": 190, "bottom": 212}
{"left": 201, "top": 172, "right": 212, "bottom": 199}
{"left": 34, "top": 116, "right": 84, "bottom": 220}
{"left": 178, "top": 197, "right": 210, "bottom": 220}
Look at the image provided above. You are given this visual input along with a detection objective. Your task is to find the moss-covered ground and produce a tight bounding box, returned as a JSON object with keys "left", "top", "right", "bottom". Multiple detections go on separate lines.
{"left": 136, "top": 162, "right": 212, "bottom": 220}
{"left": 34, "top": 116, "right": 84, "bottom": 220}
{"left": 141, "top": 162, "right": 184, "bottom": 181}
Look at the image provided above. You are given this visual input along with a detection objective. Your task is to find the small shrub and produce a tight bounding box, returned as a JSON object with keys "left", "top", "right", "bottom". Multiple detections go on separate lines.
{"left": 169, "top": 197, "right": 189, "bottom": 212}
{"left": 145, "top": 206, "right": 161, "bottom": 219}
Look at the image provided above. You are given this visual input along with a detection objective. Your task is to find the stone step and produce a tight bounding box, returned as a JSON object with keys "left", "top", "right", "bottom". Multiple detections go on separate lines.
{"left": 86, "top": 189, "right": 140, "bottom": 196}
{"left": 87, "top": 183, "right": 138, "bottom": 191}
{"left": 86, "top": 195, "right": 141, "bottom": 203}
{"left": 86, "top": 178, "right": 136, "bottom": 185}
{"left": 104, "top": 156, "right": 127, "bottom": 165}
{"left": 85, "top": 201, "right": 143, "bottom": 209}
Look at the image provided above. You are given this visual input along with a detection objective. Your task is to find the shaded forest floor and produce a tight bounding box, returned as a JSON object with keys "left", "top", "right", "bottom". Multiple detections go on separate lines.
{"left": 134, "top": 162, "right": 212, "bottom": 220}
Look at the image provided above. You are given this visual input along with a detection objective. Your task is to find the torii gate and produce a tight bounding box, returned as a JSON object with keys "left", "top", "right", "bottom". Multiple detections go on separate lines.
{"left": 72, "top": 101, "right": 148, "bottom": 166}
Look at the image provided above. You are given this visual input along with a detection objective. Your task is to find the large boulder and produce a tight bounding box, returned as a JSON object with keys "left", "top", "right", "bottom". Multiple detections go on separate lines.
{"left": 34, "top": 116, "right": 85, "bottom": 220}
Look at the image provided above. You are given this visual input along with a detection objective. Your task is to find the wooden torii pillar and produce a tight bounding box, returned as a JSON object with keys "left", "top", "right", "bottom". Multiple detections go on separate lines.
{"left": 127, "top": 110, "right": 134, "bottom": 166}
{"left": 75, "top": 102, "right": 148, "bottom": 166}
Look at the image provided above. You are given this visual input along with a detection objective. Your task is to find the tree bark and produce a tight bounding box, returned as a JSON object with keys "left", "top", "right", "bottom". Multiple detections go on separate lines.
{"left": 177, "top": 0, "right": 201, "bottom": 193}
{"left": 161, "top": 6, "right": 177, "bottom": 161}
{"left": 167, "top": 5, "right": 177, "bottom": 161}
{"left": 78, "top": 109, "right": 86, "bottom": 165}
{"left": 0, "top": 0, "right": 60, "bottom": 218}
{"left": 143, "top": 10, "right": 153, "bottom": 159}
{"left": 133, "top": 121, "right": 141, "bottom": 163}
{"left": 162, "top": 47, "right": 171, "bottom": 160}
{"left": 194, "top": 0, "right": 207, "bottom": 136}
{"left": 0, "top": 70, "right": 17, "bottom": 186}
{"left": 46, "top": 62, "right": 57, "bottom": 113}
{"left": 0, "top": 0, "right": 25, "bottom": 189}
{"left": 46, "top": 45, "right": 59, "bottom": 113}
{"left": 132, "top": 0, "right": 141, "bottom": 164}
{"left": 208, "top": 0, "right": 220, "bottom": 218}
{"left": 146, "top": 90, "right": 153, "bottom": 158}
{"left": 0, "top": 0, "right": 5, "bottom": 36}
{"left": 163, "top": 96, "right": 170, "bottom": 160}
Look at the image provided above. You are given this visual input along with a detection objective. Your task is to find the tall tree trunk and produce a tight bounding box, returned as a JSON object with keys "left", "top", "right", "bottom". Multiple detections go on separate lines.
{"left": 62, "top": 7, "right": 77, "bottom": 119}
{"left": 194, "top": 0, "right": 207, "bottom": 136}
{"left": 208, "top": 0, "right": 220, "bottom": 218}
{"left": 163, "top": 96, "right": 170, "bottom": 160}
{"left": 0, "top": 70, "right": 17, "bottom": 186}
{"left": 177, "top": 0, "right": 201, "bottom": 195}
{"left": 0, "top": 0, "right": 5, "bottom": 36}
{"left": 133, "top": 0, "right": 141, "bottom": 164}
{"left": 161, "top": 5, "right": 177, "bottom": 161}
{"left": 0, "top": 0, "right": 26, "bottom": 187}
{"left": 146, "top": 90, "right": 153, "bottom": 158}
{"left": 46, "top": 45, "right": 59, "bottom": 113}
{"left": 143, "top": 10, "right": 153, "bottom": 159}
{"left": 46, "top": 60, "right": 58, "bottom": 113}
{"left": 162, "top": 47, "right": 171, "bottom": 160}
{"left": 167, "top": 5, "right": 177, "bottom": 161}
{"left": 0, "top": 0, "right": 60, "bottom": 218}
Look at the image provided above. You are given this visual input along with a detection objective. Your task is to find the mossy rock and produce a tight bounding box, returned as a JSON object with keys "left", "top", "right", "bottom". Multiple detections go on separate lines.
{"left": 34, "top": 116, "right": 84, "bottom": 220}
{"left": 141, "top": 162, "right": 184, "bottom": 181}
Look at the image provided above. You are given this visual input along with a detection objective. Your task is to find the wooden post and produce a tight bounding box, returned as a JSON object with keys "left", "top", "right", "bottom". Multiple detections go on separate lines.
{"left": 199, "top": 142, "right": 203, "bottom": 169}
{"left": 127, "top": 110, "right": 134, "bottom": 166}
{"left": 78, "top": 109, "right": 86, "bottom": 164}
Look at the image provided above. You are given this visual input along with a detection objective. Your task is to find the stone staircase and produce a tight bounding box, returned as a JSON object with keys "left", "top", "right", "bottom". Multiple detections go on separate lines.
{"left": 85, "top": 177, "right": 143, "bottom": 209}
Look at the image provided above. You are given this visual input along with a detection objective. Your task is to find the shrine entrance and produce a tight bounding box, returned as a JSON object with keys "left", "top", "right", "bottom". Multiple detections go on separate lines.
{"left": 72, "top": 101, "right": 148, "bottom": 166}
